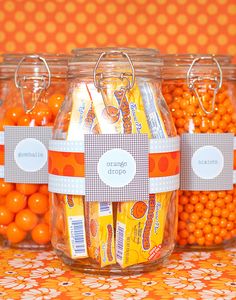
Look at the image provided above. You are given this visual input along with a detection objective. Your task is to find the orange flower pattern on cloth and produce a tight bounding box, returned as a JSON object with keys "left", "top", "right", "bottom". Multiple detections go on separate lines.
{"left": 0, "top": 246, "right": 235, "bottom": 299}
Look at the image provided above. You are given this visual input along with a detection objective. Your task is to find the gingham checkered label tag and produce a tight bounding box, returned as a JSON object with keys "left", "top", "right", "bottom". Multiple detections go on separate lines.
{"left": 4, "top": 126, "right": 52, "bottom": 184}
{"left": 85, "top": 134, "right": 149, "bottom": 202}
{"left": 180, "top": 133, "right": 234, "bottom": 191}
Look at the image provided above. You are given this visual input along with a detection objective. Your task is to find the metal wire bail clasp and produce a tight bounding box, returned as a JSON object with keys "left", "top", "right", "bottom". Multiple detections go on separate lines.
{"left": 186, "top": 56, "right": 223, "bottom": 115}
{"left": 93, "top": 51, "right": 135, "bottom": 117}
{"left": 14, "top": 55, "right": 51, "bottom": 113}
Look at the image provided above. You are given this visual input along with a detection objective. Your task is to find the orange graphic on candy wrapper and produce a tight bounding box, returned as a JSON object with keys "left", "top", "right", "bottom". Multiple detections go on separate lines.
{"left": 107, "top": 224, "right": 114, "bottom": 262}
{"left": 92, "top": 123, "right": 100, "bottom": 134}
{"left": 131, "top": 201, "right": 147, "bottom": 219}
{"left": 84, "top": 105, "right": 96, "bottom": 131}
{"left": 143, "top": 195, "right": 156, "bottom": 251}
{"left": 114, "top": 90, "right": 132, "bottom": 134}
{"left": 102, "top": 106, "right": 120, "bottom": 124}
{"left": 66, "top": 195, "right": 74, "bottom": 208}
{"left": 90, "top": 219, "right": 98, "bottom": 237}
{"left": 85, "top": 204, "right": 91, "bottom": 248}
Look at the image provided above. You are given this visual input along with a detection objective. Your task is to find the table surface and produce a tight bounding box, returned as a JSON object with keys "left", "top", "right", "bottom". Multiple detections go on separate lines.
{"left": 0, "top": 247, "right": 235, "bottom": 300}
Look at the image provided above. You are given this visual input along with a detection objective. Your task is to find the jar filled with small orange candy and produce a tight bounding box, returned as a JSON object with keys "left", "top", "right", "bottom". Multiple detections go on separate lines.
{"left": 161, "top": 54, "right": 236, "bottom": 249}
{"left": 0, "top": 54, "right": 69, "bottom": 248}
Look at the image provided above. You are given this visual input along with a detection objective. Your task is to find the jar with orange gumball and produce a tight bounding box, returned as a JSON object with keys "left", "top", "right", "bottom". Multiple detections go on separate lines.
{"left": 160, "top": 54, "right": 236, "bottom": 250}
{"left": 0, "top": 54, "right": 70, "bottom": 248}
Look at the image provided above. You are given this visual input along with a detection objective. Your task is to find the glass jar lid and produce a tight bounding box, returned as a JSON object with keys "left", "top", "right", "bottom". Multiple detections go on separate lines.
{"left": 1, "top": 53, "right": 71, "bottom": 78}
{"left": 160, "top": 54, "right": 234, "bottom": 81}
{"left": 159, "top": 53, "right": 232, "bottom": 65}
{"left": 0, "top": 54, "right": 70, "bottom": 113}
{"left": 69, "top": 47, "right": 162, "bottom": 79}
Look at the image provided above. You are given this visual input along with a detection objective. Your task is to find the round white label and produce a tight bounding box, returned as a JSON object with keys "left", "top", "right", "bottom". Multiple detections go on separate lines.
{"left": 97, "top": 148, "right": 136, "bottom": 188}
{"left": 14, "top": 138, "right": 48, "bottom": 172}
{"left": 191, "top": 146, "right": 224, "bottom": 180}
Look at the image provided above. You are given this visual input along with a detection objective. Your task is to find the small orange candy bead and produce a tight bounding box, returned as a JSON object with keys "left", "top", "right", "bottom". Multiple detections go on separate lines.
{"left": 195, "top": 203, "right": 204, "bottom": 212}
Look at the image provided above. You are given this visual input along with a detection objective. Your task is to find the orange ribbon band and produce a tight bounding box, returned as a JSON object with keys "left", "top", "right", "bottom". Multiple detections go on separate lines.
{"left": 48, "top": 150, "right": 180, "bottom": 178}
{"left": 0, "top": 145, "right": 4, "bottom": 165}
{"left": 1, "top": 147, "right": 236, "bottom": 177}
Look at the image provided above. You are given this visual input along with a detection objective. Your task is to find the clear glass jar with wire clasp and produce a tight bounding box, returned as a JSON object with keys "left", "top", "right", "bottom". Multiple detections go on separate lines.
{"left": 160, "top": 54, "right": 236, "bottom": 250}
{"left": 49, "top": 48, "right": 179, "bottom": 274}
{"left": 0, "top": 54, "right": 70, "bottom": 249}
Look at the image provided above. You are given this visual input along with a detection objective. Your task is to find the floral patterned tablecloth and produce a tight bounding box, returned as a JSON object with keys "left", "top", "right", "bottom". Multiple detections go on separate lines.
{"left": 0, "top": 247, "right": 235, "bottom": 300}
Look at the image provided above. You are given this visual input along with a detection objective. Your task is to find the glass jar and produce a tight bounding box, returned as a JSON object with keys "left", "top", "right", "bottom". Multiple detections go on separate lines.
{"left": 0, "top": 54, "right": 69, "bottom": 248}
{"left": 161, "top": 54, "right": 236, "bottom": 250}
{"left": 160, "top": 54, "right": 232, "bottom": 65}
{"left": 49, "top": 48, "right": 179, "bottom": 274}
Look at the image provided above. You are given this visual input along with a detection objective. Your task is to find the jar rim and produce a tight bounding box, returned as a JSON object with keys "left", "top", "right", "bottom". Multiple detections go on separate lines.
{"left": 159, "top": 53, "right": 232, "bottom": 65}
{"left": 71, "top": 47, "right": 159, "bottom": 61}
{"left": 161, "top": 63, "right": 236, "bottom": 80}
{"left": 0, "top": 53, "right": 71, "bottom": 78}
{"left": 69, "top": 47, "right": 162, "bottom": 78}
{"left": 2, "top": 53, "right": 71, "bottom": 63}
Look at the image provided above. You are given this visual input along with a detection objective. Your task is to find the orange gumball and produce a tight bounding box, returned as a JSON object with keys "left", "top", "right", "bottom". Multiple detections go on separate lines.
{"left": 6, "top": 222, "right": 27, "bottom": 244}
{"left": 0, "top": 224, "right": 7, "bottom": 235}
{"left": 28, "top": 193, "right": 49, "bottom": 215}
{"left": 48, "top": 93, "right": 65, "bottom": 117}
{"left": 17, "top": 114, "right": 32, "bottom": 126}
{"left": 30, "top": 102, "right": 53, "bottom": 126}
{"left": 39, "top": 184, "right": 48, "bottom": 195}
{"left": 5, "top": 106, "right": 24, "bottom": 123}
{"left": 0, "top": 206, "right": 14, "bottom": 225}
{"left": 31, "top": 223, "right": 50, "bottom": 245}
{"left": 0, "top": 179, "right": 14, "bottom": 196}
{"left": 16, "top": 183, "right": 39, "bottom": 196}
{"left": 43, "top": 211, "right": 50, "bottom": 225}
{"left": 15, "top": 209, "right": 38, "bottom": 231}
{"left": 5, "top": 191, "right": 27, "bottom": 213}
{"left": 0, "top": 197, "right": 5, "bottom": 205}
{"left": 0, "top": 117, "right": 15, "bottom": 130}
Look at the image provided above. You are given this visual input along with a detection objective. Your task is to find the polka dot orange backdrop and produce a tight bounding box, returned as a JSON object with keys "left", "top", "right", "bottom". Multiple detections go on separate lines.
{"left": 0, "top": 0, "right": 235, "bottom": 58}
